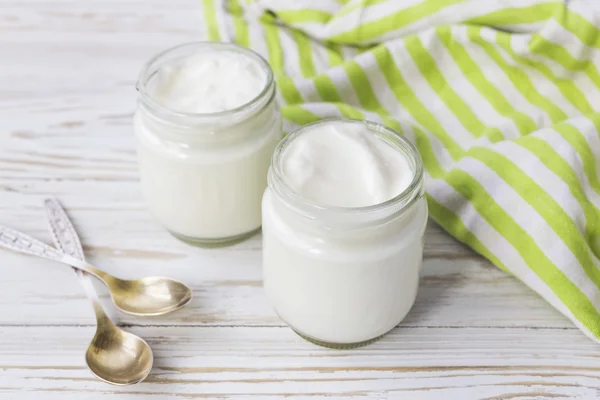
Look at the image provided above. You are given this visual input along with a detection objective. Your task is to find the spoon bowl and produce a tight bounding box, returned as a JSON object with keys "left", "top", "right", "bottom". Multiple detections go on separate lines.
{"left": 86, "top": 320, "right": 153, "bottom": 385}
{"left": 108, "top": 276, "right": 193, "bottom": 316}
{"left": 0, "top": 222, "right": 193, "bottom": 317}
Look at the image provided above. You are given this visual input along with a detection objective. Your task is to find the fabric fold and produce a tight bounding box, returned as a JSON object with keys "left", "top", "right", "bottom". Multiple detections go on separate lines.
{"left": 199, "top": 0, "right": 600, "bottom": 342}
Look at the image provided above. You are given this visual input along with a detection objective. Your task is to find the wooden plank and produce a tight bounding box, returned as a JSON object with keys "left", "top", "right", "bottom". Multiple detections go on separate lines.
{"left": 0, "top": 246, "right": 571, "bottom": 329}
{"left": 1, "top": 326, "right": 598, "bottom": 399}
{"left": 0, "top": 180, "right": 571, "bottom": 329}
{"left": 1, "top": 0, "right": 598, "bottom": 398}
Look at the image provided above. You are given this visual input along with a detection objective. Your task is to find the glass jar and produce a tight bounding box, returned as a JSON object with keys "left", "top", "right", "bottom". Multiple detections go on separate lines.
{"left": 134, "top": 42, "right": 282, "bottom": 246}
{"left": 262, "top": 119, "right": 427, "bottom": 348}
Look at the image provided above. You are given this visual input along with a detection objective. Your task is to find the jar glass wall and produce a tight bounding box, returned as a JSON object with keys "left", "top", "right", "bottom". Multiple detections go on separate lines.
{"left": 134, "top": 42, "right": 282, "bottom": 246}
{"left": 262, "top": 119, "right": 427, "bottom": 348}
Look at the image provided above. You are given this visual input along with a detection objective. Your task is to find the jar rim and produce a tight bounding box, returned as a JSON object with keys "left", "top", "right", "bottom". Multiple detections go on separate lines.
{"left": 136, "top": 42, "right": 275, "bottom": 123}
{"left": 268, "top": 118, "right": 425, "bottom": 221}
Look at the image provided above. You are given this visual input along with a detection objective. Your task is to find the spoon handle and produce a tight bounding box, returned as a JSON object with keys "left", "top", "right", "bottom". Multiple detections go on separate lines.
{"left": 0, "top": 223, "right": 93, "bottom": 272}
{"left": 44, "top": 198, "right": 85, "bottom": 260}
{"left": 44, "top": 199, "right": 110, "bottom": 320}
{"left": 0, "top": 224, "right": 65, "bottom": 262}
{"left": 44, "top": 198, "right": 94, "bottom": 286}
{"left": 43, "top": 199, "right": 106, "bottom": 277}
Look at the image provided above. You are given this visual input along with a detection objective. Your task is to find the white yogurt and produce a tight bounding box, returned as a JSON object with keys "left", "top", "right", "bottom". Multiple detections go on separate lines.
{"left": 149, "top": 52, "right": 266, "bottom": 114}
{"left": 281, "top": 121, "right": 413, "bottom": 207}
{"left": 262, "top": 119, "right": 427, "bottom": 347}
{"left": 134, "top": 43, "right": 282, "bottom": 244}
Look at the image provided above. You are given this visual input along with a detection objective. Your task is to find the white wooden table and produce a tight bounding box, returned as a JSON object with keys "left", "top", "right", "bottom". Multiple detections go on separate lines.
{"left": 1, "top": 1, "right": 599, "bottom": 399}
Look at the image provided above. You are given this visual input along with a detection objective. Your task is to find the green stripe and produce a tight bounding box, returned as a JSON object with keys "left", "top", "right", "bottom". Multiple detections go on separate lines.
{"left": 334, "top": 103, "right": 365, "bottom": 119}
{"left": 337, "top": 0, "right": 390, "bottom": 17}
{"left": 516, "top": 137, "right": 600, "bottom": 256}
{"left": 528, "top": 36, "right": 600, "bottom": 90}
{"left": 313, "top": 74, "right": 343, "bottom": 103}
{"left": 426, "top": 194, "right": 508, "bottom": 273}
{"left": 277, "top": 76, "right": 304, "bottom": 104}
{"left": 282, "top": 106, "right": 321, "bottom": 125}
{"left": 291, "top": 29, "right": 317, "bottom": 77}
{"left": 372, "top": 44, "right": 463, "bottom": 159}
{"left": 343, "top": 60, "right": 389, "bottom": 116}
{"left": 467, "top": 26, "right": 567, "bottom": 123}
{"left": 496, "top": 33, "right": 594, "bottom": 114}
{"left": 405, "top": 35, "right": 503, "bottom": 140}
{"left": 263, "top": 22, "right": 285, "bottom": 75}
{"left": 466, "top": 3, "right": 559, "bottom": 26}
{"left": 384, "top": 118, "right": 446, "bottom": 179}
{"left": 556, "top": 5, "right": 600, "bottom": 50}
{"left": 229, "top": 0, "right": 250, "bottom": 47}
{"left": 263, "top": 23, "right": 305, "bottom": 105}
{"left": 326, "top": 42, "right": 344, "bottom": 67}
{"left": 436, "top": 26, "right": 537, "bottom": 136}
{"left": 331, "top": 0, "right": 463, "bottom": 43}
{"left": 470, "top": 146, "right": 600, "bottom": 288}
{"left": 275, "top": 9, "right": 332, "bottom": 24}
{"left": 412, "top": 126, "right": 445, "bottom": 178}
{"left": 554, "top": 120, "right": 600, "bottom": 196}
{"left": 444, "top": 168, "right": 600, "bottom": 339}
{"left": 201, "top": 0, "right": 221, "bottom": 41}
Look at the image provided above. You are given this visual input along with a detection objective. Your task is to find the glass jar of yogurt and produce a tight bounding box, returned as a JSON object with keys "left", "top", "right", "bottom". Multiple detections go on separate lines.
{"left": 135, "top": 42, "right": 282, "bottom": 246}
{"left": 262, "top": 119, "right": 427, "bottom": 348}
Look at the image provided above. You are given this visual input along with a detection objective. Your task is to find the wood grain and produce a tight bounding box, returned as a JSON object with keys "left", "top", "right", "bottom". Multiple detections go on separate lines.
{"left": 0, "top": 0, "right": 597, "bottom": 398}
{"left": 1, "top": 326, "right": 599, "bottom": 399}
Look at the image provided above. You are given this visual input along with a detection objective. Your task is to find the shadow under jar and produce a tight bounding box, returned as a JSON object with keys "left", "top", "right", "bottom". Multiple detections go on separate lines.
{"left": 262, "top": 119, "right": 427, "bottom": 348}
{"left": 134, "top": 42, "right": 282, "bottom": 246}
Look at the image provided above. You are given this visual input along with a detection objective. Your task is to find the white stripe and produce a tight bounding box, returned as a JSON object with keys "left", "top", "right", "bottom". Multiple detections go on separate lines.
{"left": 214, "top": 0, "right": 231, "bottom": 41}
{"left": 568, "top": 2, "right": 600, "bottom": 28}
{"left": 427, "top": 178, "right": 599, "bottom": 343}
{"left": 421, "top": 29, "right": 520, "bottom": 140}
{"left": 352, "top": 51, "right": 402, "bottom": 116}
{"left": 387, "top": 39, "right": 476, "bottom": 147}
{"left": 300, "top": 102, "right": 344, "bottom": 118}
{"left": 291, "top": 21, "right": 330, "bottom": 39}
{"left": 492, "top": 141, "right": 591, "bottom": 241}
{"left": 498, "top": 35, "right": 584, "bottom": 116}
{"left": 478, "top": 27, "right": 517, "bottom": 66}
{"left": 247, "top": 20, "right": 269, "bottom": 61}
{"left": 540, "top": 19, "right": 600, "bottom": 66}
{"left": 251, "top": 23, "right": 285, "bottom": 105}
{"left": 277, "top": 27, "right": 323, "bottom": 104}
{"left": 260, "top": 0, "right": 341, "bottom": 13}
{"left": 510, "top": 34, "right": 600, "bottom": 111}
{"left": 328, "top": 0, "right": 553, "bottom": 43}
{"left": 341, "top": 45, "right": 360, "bottom": 59}
{"left": 510, "top": 31, "right": 565, "bottom": 78}
{"left": 452, "top": 25, "right": 553, "bottom": 128}
{"left": 327, "top": 0, "right": 424, "bottom": 37}
{"left": 325, "top": 65, "right": 362, "bottom": 107}
{"left": 310, "top": 41, "right": 333, "bottom": 74}
{"left": 294, "top": 76, "right": 319, "bottom": 103}
{"left": 567, "top": 117, "right": 600, "bottom": 194}
{"left": 395, "top": 119, "right": 418, "bottom": 146}
{"left": 457, "top": 156, "right": 600, "bottom": 310}
{"left": 278, "top": 27, "right": 303, "bottom": 76}
{"left": 532, "top": 127, "right": 600, "bottom": 210}
{"left": 497, "top": 21, "right": 546, "bottom": 33}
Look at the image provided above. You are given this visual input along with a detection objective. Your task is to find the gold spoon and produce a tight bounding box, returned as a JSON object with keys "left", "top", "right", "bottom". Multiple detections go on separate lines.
{"left": 79, "top": 271, "right": 154, "bottom": 385}
{"left": 30, "top": 199, "right": 152, "bottom": 385}
{"left": 0, "top": 225, "right": 192, "bottom": 317}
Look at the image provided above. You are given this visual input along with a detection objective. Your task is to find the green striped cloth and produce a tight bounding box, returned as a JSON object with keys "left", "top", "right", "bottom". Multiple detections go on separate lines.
{"left": 199, "top": 0, "right": 600, "bottom": 342}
